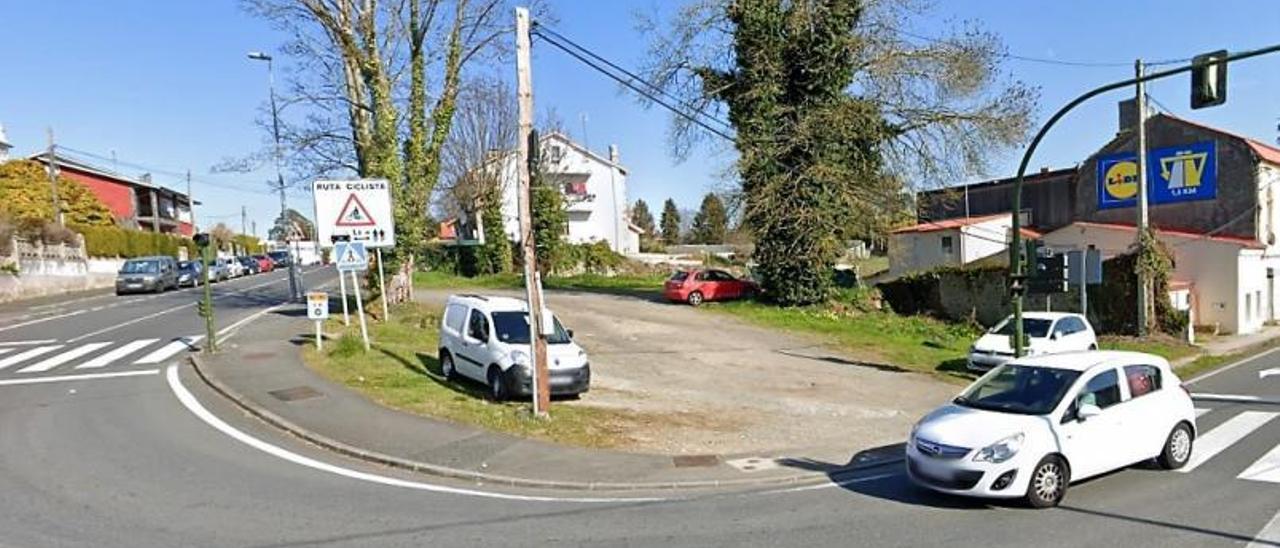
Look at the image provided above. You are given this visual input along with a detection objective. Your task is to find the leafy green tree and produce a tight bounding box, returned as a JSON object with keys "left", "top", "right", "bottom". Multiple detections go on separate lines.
{"left": 660, "top": 198, "right": 681, "bottom": 244}
{"left": 690, "top": 193, "right": 728, "bottom": 244}
{"left": 642, "top": 0, "right": 1035, "bottom": 304}
{"left": 0, "top": 160, "right": 114, "bottom": 230}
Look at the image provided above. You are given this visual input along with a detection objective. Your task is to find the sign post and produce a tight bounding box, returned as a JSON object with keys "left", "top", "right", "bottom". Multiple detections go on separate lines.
{"left": 307, "top": 292, "right": 329, "bottom": 351}
{"left": 337, "top": 269, "right": 350, "bottom": 326}
{"left": 334, "top": 241, "right": 371, "bottom": 350}
{"left": 314, "top": 178, "right": 396, "bottom": 327}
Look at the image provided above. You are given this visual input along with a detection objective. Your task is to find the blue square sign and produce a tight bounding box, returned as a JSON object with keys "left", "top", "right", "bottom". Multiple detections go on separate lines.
{"left": 334, "top": 241, "right": 369, "bottom": 272}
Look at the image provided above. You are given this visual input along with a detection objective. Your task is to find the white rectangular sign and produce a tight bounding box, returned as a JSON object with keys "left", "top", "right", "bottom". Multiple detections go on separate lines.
{"left": 314, "top": 179, "right": 396, "bottom": 248}
{"left": 307, "top": 292, "right": 330, "bottom": 320}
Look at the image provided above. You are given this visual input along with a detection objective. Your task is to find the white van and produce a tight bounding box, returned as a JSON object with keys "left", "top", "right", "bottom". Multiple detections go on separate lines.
{"left": 438, "top": 294, "right": 591, "bottom": 400}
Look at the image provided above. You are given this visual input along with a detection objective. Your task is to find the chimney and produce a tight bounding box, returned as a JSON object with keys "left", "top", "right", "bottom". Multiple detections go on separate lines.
{"left": 139, "top": 173, "right": 152, "bottom": 184}
{"left": 608, "top": 144, "right": 619, "bottom": 164}
{"left": 1118, "top": 98, "right": 1155, "bottom": 134}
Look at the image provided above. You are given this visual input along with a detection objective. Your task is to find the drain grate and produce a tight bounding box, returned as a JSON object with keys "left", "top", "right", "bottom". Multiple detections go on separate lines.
{"left": 268, "top": 386, "right": 324, "bottom": 402}
{"left": 672, "top": 454, "right": 719, "bottom": 468}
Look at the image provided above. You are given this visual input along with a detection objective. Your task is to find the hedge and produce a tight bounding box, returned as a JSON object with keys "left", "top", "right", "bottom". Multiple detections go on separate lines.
{"left": 79, "top": 226, "right": 195, "bottom": 259}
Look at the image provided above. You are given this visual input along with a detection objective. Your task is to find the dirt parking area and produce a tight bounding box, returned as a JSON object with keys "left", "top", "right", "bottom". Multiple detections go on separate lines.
{"left": 417, "top": 288, "right": 955, "bottom": 458}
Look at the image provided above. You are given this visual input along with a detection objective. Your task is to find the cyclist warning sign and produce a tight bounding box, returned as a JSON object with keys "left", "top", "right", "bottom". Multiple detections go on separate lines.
{"left": 313, "top": 179, "right": 395, "bottom": 248}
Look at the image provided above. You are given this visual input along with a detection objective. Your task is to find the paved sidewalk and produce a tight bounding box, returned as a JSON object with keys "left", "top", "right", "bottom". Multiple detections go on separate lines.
{"left": 192, "top": 305, "right": 902, "bottom": 491}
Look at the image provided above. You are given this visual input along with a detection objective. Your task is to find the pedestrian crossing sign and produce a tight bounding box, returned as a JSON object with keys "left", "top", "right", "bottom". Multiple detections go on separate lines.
{"left": 334, "top": 241, "right": 369, "bottom": 272}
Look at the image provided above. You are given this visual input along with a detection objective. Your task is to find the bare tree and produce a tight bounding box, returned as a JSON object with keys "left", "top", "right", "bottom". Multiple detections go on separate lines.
{"left": 436, "top": 76, "right": 518, "bottom": 219}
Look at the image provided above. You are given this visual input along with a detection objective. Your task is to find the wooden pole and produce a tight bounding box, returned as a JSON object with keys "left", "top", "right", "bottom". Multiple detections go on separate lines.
{"left": 516, "top": 6, "right": 550, "bottom": 416}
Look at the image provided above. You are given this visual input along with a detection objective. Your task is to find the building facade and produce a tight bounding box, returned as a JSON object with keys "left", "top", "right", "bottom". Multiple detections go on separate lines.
{"left": 888, "top": 214, "right": 1040, "bottom": 277}
{"left": 30, "top": 152, "right": 194, "bottom": 236}
{"left": 492, "top": 132, "right": 640, "bottom": 254}
{"left": 911, "top": 109, "right": 1280, "bottom": 334}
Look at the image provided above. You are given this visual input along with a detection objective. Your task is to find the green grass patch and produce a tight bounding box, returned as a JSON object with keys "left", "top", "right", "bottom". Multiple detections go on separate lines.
{"left": 1098, "top": 335, "right": 1199, "bottom": 363}
{"left": 303, "top": 301, "right": 641, "bottom": 449}
{"left": 708, "top": 300, "right": 980, "bottom": 383}
{"left": 412, "top": 270, "right": 668, "bottom": 298}
{"left": 1177, "top": 335, "right": 1280, "bottom": 380}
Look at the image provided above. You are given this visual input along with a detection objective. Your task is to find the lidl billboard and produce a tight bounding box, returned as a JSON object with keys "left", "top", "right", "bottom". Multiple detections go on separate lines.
{"left": 1097, "top": 141, "right": 1217, "bottom": 209}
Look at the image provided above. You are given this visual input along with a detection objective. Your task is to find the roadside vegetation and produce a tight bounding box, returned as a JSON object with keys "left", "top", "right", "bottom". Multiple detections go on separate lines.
{"left": 302, "top": 301, "right": 642, "bottom": 449}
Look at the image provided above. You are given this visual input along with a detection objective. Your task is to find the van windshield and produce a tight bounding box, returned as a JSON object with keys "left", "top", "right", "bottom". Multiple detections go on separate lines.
{"left": 955, "top": 364, "right": 1081, "bottom": 415}
{"left": 491, "top": 311, "right": 572, "bottom": 345}
{"left": 121, "top": 260, "right": 159, "bottom": 274}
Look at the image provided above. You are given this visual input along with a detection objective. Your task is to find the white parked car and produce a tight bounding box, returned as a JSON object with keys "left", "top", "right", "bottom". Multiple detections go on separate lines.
{"left": 968, "top": 312, "right": 1097, "bottom": 371}
{"left": 222, "top": 256, "right": 246, "bottom": 278}
{"left": 907, "top": 351, "right": 1195, "bottom": 507}
{"left": 438, "top": 294, "right": 591, "bottom": 400}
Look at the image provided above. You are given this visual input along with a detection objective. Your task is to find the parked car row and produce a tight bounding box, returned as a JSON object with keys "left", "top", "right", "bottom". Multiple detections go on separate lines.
{"left": 116, "top": 253, "right": 290, "bottom": 295}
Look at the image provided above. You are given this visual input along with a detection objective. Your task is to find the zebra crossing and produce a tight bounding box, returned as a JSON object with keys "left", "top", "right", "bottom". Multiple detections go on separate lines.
{"left": 0, "top": 336, "right": 203, "bottom": 378}
{"left": 1186, "top": 407, "right": 1280, "bottom": 485}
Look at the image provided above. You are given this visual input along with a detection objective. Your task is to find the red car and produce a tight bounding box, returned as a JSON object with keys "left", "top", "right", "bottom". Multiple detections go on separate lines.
{"left": 253, "top": 255, "right": 275, "bottom": 272}
{"left": 664, "top": 269, "right": 757, "bottom": 306}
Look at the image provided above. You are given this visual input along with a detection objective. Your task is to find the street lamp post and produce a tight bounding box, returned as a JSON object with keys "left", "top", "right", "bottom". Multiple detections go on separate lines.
{"left": 249, "top": 51, "right": 302, "bottom": 302}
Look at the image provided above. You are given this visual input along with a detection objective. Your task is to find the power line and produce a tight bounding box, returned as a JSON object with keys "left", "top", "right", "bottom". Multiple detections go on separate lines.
{"left": 530, "top": 24, "right": 736, "bottom": 142}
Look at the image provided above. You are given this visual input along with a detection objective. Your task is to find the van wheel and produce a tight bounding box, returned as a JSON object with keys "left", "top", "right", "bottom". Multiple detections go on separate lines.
{"left": 488, "top": 368, "right": 509, "bottom": 401}
{"left": 1158, "top": 422, "right": 1194, "bottom": 470}
{"left": 687, "top": 291, "right": 704, "bottom": 306}
{"left": 440, "top": 353, "right": 457, "bottom": 381}
{"left": 1025, "top": 455, "right": 1069, "bottom": 508}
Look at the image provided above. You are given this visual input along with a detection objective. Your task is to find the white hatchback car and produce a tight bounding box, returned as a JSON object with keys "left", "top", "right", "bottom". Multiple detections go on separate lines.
{"left": 438, "top": 294, "right": 591, "bottom": 400}
{"left": 907, "top": 351, "right": 1195, "bottom": 507}
{"left": 968, "top": 312, "right": 1098, "bottom": 371}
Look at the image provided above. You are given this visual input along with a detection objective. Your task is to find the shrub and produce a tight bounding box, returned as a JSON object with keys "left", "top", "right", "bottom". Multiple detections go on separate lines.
{"left": 79, "top": 225, "right": 190, "bottom": 259}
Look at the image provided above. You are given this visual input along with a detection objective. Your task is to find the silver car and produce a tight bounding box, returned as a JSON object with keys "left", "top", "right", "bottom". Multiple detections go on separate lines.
{"left": 115, "top": 256, "right": 178, "bottom": 294}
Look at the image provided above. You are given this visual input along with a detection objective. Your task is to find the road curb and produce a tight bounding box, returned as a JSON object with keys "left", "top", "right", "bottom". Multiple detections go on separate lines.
{"left": 187, "top": 354, "right": 901, "bottom": 492}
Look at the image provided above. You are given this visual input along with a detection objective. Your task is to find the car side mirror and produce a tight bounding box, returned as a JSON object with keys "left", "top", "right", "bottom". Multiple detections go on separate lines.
{"left": 1050, "top": 332, "right": 1061, "bottom": 341}
{"left": 1076, "top": 403, "right": 1103, "bottom": 421}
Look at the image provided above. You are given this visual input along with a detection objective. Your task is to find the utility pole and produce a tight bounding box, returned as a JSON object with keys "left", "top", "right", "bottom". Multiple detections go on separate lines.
{"left": 186, "top": 170, "right": 196, "bottom": 233}
{"left": 516, "top": 6, "right": 550, "bottom": 416}
{"left": 241, "top": 205, "right": 247, "bottom": 236}
{"left": 249, "top": 51, "right": 301, "bottom": 302}
{"left": 46, "top": 128, "right": 64, "bottom": 227}
{"left": 1136, "top": 59, "right": 1150, "bottom": 336}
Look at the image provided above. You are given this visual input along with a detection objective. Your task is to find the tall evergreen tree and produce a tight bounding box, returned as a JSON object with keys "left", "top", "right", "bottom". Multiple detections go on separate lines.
{"left": 690, "top": 193, "right": 728, "bottom": 244}
{"left": 660, "top": 199, "right": 681, "bottom": 244}
{"left": 630, "top": 199, "right": 656, "bottom": 236}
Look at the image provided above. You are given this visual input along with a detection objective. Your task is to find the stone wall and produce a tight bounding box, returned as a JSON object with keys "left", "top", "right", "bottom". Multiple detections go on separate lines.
{"left": 0, "top": 237, "right": 123, "bottom": 303}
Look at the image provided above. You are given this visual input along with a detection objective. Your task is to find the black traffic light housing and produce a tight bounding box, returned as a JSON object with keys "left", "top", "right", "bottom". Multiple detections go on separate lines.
{"left": 196, "top": 299, "right": 211, "bottom": 318}
{"left": 1191, "top": 50, "right": 1228, "bottom": 110}
{"left": 193, "top": 233, "right": 211, "bottom": 248}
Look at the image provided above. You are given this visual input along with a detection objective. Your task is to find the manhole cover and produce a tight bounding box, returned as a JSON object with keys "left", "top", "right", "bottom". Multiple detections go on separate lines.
{"left": 268, "top": 386, "right": 324, "bottom": 402}
{"left": 244, "top": 352, "right": 277, "bottom": 361}
{"left": 672, "top": 455, "right": 719, "bottom": 468}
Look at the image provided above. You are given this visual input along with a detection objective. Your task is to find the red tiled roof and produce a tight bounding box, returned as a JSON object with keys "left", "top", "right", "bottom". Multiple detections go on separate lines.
{"left": 1162, "top": 114, "right": 1280, "bottom": 166}
{"left": 891, "top": 213, "right": 1009, "bottom": 234}
{"left": 1069, "top": 221, "right": 1264, "bottom": 249}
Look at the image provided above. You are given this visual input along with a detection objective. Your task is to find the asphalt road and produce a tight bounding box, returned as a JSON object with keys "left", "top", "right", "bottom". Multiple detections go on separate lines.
{"left": 0, "top": 274, "right": 1277, "bottom": 547}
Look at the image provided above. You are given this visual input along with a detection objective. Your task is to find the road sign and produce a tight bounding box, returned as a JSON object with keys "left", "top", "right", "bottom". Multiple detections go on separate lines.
{"left": 334, "top": 241, "right": 369, "bottom": 272}
{"left": 307, "top": 292, "right": 330, "bottom": 320}
{"left": 314, "top": 179, "right": 396, "bottom": 248}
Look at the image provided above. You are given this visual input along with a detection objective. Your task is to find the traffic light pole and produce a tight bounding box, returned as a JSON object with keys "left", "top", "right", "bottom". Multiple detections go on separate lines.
{"left": 201, "top": 242, "right": 216, "bottom": 353}
{"left": 1009, "top": 43, "right": 1280, "bottom": 356}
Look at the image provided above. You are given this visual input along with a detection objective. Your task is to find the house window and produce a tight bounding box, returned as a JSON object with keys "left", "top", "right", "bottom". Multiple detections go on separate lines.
{"left": 941, "top": 235, "right": 954, "bottom": 255}
{"left": 547, "top": 145, "right": 565, "bottom": 164}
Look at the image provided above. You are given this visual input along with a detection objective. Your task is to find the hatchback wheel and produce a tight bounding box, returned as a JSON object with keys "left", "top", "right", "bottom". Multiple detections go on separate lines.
{"left": 1158, "top": 422, "right": 1194, "bottom": 470}
{"left": 687, "top": 291, "right": 704, "bottom": 307}
{"left": 488, "top": 368, "right": 509, "bottom": 401}
{"left": 1025, "top": 456, "right": 1068, "bottom": 508}
{"left": 441, "top": 353, "right": 457, "bottom": 381}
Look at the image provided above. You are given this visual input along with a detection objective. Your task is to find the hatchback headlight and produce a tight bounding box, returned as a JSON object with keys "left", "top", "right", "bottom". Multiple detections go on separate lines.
{"left": 973, "top": 433, "right": 1024, "bottom": 463}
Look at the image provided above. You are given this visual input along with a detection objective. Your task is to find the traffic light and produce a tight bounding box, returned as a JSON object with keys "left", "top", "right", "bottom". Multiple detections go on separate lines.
{"left": 196, "top": 299, "right": 211, "bottom": 318}
{"left": 194, "top": 232, "right": 211, "bottom": 248}
{"left": 1191, "top": 50, "right": 1228, "bottom": 110}
{"left": 1030, "top": 253, "right": 1069, "bottom": 294}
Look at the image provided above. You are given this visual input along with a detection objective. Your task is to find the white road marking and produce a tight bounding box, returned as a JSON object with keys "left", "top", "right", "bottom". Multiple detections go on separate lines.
{"left": 1188, "top": 346, "right": 1280, "bottom": 384}
{"left": 1261, "top": 368, "right": 1280, "bottom": 379}
{"left": 1247, "top": 508, "right": 1280, "bottom": 548}
{"left": 1193, "top": 393, "right": 1280, "bottom": 404}
{"left": 77, "top": 339, "right": 158, "bottom": 369}
{"left": 0, "top": 310, "right": 86, "bottom": 334}
{"left": 0, "top": 348, "right": 11, "bottom": 356}
{"left": 1179, "top": 411, "right": 1279, "bottom": 473}
{"left": 0, "top": 346, "right": 65, "bottom": 371}
{"left": 0, "top": 339, "right": 57, "bottom": 347}
{"left": 1238, "top": 443, "right": 1280, "bottom": 484}
{"left": 1195, "top": 408, "right": 1212, "bottom": 418}
{"left": 164, "top": 365, "right": 665, "bottom": 503}
{"left": 66, "top": 304, "right": 195, "bottom": 343}
{"left": 17, "top": 342, "right": 113, "bottom": 373}
{"left": 214, "top": 302, "right": 290, "bottom": 344}
{"left": 133, "top": 336, "right": 203, "bottom": 364}
{"left": 763, "top": 471, "right": 900, "bottom": 494}
{"left": 0, "top": 369, "right": 158, "bottom": 386}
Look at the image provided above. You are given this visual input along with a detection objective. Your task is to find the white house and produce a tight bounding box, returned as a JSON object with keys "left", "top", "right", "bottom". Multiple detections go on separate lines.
{"left": 0, "top": 124, "right": 12, "bottom": 162}
{"left": 888, "top": 214, "right": 1040, "bottom": 277}
{"left": 488, "top": 132, "right": 641, "bottom": 254}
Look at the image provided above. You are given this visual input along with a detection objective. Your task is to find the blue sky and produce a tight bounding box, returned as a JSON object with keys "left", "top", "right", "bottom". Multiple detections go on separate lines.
{"left": 1, "top": 1, "right": 1277, "bottom": 235}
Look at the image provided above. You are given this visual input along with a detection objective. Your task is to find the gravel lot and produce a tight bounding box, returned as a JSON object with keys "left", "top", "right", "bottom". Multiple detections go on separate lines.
{"left": 417, "top": 288, "right": 956, "bottom": 458}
